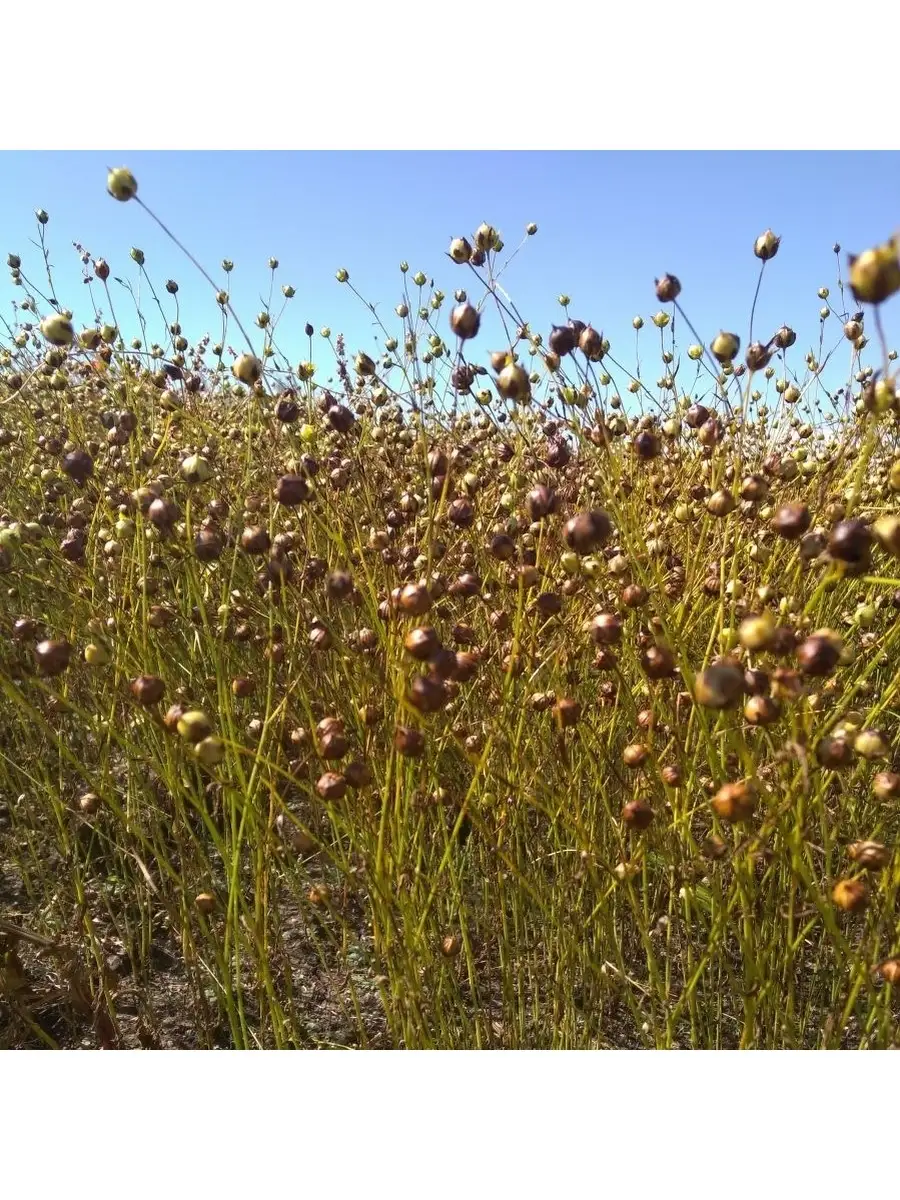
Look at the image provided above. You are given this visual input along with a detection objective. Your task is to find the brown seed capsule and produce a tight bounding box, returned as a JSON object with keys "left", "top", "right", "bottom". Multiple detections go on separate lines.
{"left": 408, "top": 674, "right": 448, "bottom": 713}
{"left": 394, "top": 726, "right": 425, "bottom": 757}
{"left": 873, "top": 770, "right": 900, "bottom": 800}
{"left": 578, "top": 325, "right": 604, "bottom": 359}
{"left": 641, "top": 644, "right": 676, "bottom": 679}
{"left": 130, "top": 675, "right": 165, "bottom": 706}
{"left": 148, "top": 497, "right": 179, "bottom": 529}
{"left": 327, "top": 404, "right": 355, "bottom": 433}
{"left": 489, "top": 533, "right": 517, "bottom": 561}
{"left": 495, "top": 362, "right": 530, "bottom": 401}
{"left": 316, "top": 771, "right": 347, "bottom": 801}
{"left": 828, "top": 518, "right": 872, "bottom": 565}
{"left": 554, "top": 697, "right": 581, "bottom": 728}
{"left": 440, "top": 933, "right": 462, "bottom": 958}
{"left": 706, "top": 490, "right": 736, "bottom": 518}
{"left": 194, "top": 528, "right": 224, "bottom": 562}
{"left": 633, "top": 430, "right": 661, "bottom": 460}
{"left": 404, "top": 626, "right": 441, "bottom": 660}
{"left": 274, "top": 474, "right": 311, "bottom": 506}
{"left": 240, "top": 525, "right": 271, "bottom": 555}
{"left": 451, "top": 651, "right": 480, "bottom": 683}
{"left": 448, "top": 497, "right": 475, "bottom": 527}
{"left": 450, "top": 302, "right": 481, "bottom": 340}
{"left": 590, "top": 612, "right": 623, "bottom": 645}
{"left": 660, "top": 765, "right": 681, "bottom": 787}
{"left": 772, "top": 503, "right": 811, "bottom": 540}
{"left": 194, "top": 892, "right": 216, "bottom": 914}
{"left": 744, "top": 694, "right": 781, "bottom": 725}
{"left": 694, "top": 661, "right": 744, "bottom": 709}
{"left": 622, "top": 743, "right": 649, "bottom": 768}
{"left": 875, "top": 959, "right": 900, "bottom": 984}
{"left": 526, "top": 484, "right": 557, "bottom": 522}
{"left": 398, "top": 583, "right": 431, "bottom": 615}
{"left": 622, "top": 798, "right": 654, "bottom": 830}
{"left": 61, "top": 449, "right": 94, "bottom": 485}
{"left": 796, "top": 630, "right": 843, "bottom": 676}
{"left": 231, "top": 677, "right": 255, "bottom": 698}
{"left": 548, "top": 324, "right": 576, "bottom": 357}
{"left": 621, "top": 584, "right": 648, "bottom": 608}
{"left": 712, "top": 780, "right": 757, "bottom": 823}
{"left": 831, "top": 878, "right": 868, "bottom": 913}
{"left": 816, "top": 736, "right": 854, "bottom": 769}
{"left": 34, "top": 638, "right": 72, "bottom": 676}
{"left": 655, "top": 274, "right": 681, "bottom": 302}
{"left": 564, "top": 509, "right": 612, "bottom": 555}
{"left": 848, "top": 841, "right": 891, "bottom": 871}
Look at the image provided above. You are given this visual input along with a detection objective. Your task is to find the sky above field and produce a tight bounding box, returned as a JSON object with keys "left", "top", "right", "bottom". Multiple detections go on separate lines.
{"left": 2, "top": 151, "right": 900, "bottom": 401}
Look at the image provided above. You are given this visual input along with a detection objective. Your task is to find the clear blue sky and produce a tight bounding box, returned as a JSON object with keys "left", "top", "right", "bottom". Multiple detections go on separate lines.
{"left": 3, "top": 152, "right": 900, "bottom": 396}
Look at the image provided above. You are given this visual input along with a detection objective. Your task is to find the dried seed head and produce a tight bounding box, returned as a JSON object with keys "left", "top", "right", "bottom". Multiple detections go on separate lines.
{"left": 35, "top": 638, "right": 72, "bottom": 676}
{"left": 450, "top": 302, "right": 480, "bottom": 340}
{"left": 564, "top": 510, "right": 612, "bottom": 555}
{"left": 796, "top": 630, "right": 843, "bottom": 677}
{"left": 848, "top": 840, "right": 891, "bottom": 871}
{"left": 753, "top": 229, "right": 781, "bottom": 261}
{"left": 712, "top": 780, "right": 757, "bottom": 823}
{"left": 130, "top": 675, "right": 165, "bottom": 706}
{"left": 771, "top": 503, "right": 811, "bottom": 540}
{"left": 621, "top": 798, "right": 654, "bottom": 830}
{"left": 828, "top": 518, "right": 872, "bottom": 565}
{"left": 694, "top": 661, "right": 744, "bottom": 709}
{"left": 873, "top": 770, "right": 900, "bottom": 800}
{"left": 831, "top": 878, "right": 868, "bottom": 913}
{"left": 232, "top": 354, "right": 263, "bottom": 385}
{"left": 654, "top": 274, "right": 681, "bottom": 302}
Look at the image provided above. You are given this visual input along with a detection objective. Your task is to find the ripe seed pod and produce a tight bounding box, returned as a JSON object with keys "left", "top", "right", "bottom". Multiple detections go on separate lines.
{"left": 450, "top": 302, "right": 480, "bottom": 340}
{"left": 40, "top": 314, "right": 75, "bottom": 346}
{"left": 525, "top": 484, "right": 557, "bottom": 522}
{"left": 232, "top": 354, "right": 263, "bottom": 385}
{"left": 316, "top": 771, "right": 347, "bottom": 801}
{"left": 554, "top": 697, "right": 581, "bottom": 728}
{"left": 548, "top": 325, "right": 576, "bottom": 357}
{"left": 712, "top": 780, "right": 757, "bottom": 823}
{"left": 496, "top": 361, "right": 530, "bottom": 401}
{"left": 590, "top": 612, "right": 623, "bottom": 645}
{"left": 194, "top": 892, "right": 216, "bottom": 914}
{"left": 394, "top": 726, "right": 425, "bottom": 757}
{"left": 771, "top": 503, "right": 811, "bottom": 539}
{"left": 274, "top": 474, "right": 311, "bottom": 506}
{"left": 796, "top": 630, "right": 843, "bottom": 676}
{"left": 61, "top": 449, "right": 94, "bottom": 486}
{"left": 694, "top": 661, "right": 744, "bottom": 709}
{"left": 744, "top": 694, "right": 781, "bottom": 725}
{"left": 875, "top": 959, "right": 900, "bottom": 984}
{"left": 831, "top": 878, "right": 868, "bottom": 913}
{"left": 408, "top": 674, "right": 448, "bottom": 713}
{"left": 622, "top": 743, "right": 649, "bottom": 768}
{"left": 130, "top": 675, "right": 165, "bottom": 706}
{"left": 564, "top": 510, "right": 612, "bottom": 555}
{"left": 35, "top": 638, "right": 72, "bottom": 676}
{"left": 654, "top": 274, "right": 681, "bottom": 302}
{"left": 848, "top": 841, "right": 891, "bottom": 871}
{"left": 873, "top": 771, "right": 900, "bottom": 800}
{"left": 753, "top": 229, "right": 781, "bottom": 261}
{"left": 622, "top": 798, "right": 654, "bottom": 830}
{"left": 828, "top": 518, "right": 872, "bottom": 564}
